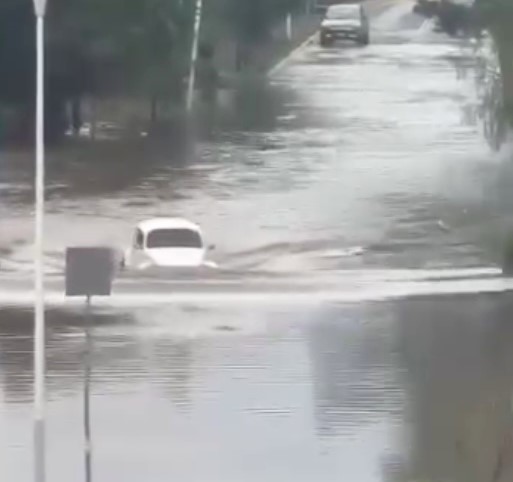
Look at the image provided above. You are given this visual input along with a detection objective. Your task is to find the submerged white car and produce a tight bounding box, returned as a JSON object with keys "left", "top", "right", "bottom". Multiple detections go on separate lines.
{"left": 121, "top": 218, "right": 216, "bottom": 270}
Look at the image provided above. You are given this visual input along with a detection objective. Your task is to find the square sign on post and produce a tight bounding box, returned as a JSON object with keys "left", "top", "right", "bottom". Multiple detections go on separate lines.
{"left": 65, "top": 247, "right": 115, "bottom": 297}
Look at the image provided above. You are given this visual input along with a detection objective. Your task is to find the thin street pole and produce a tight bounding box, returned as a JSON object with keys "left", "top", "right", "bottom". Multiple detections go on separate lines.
{"left": 186, "top": 0, "right": 203, "bottom": 112}
{"left": 34, "top": 11, "right": 46, "bottom": 482}
{"left": 84, "top": 295, "right": 92, "bottom": 482}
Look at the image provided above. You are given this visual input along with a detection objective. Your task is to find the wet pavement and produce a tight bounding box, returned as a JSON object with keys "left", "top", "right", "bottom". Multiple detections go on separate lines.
{"left": 2, "top": 1, "right": 513, "bottom": 481}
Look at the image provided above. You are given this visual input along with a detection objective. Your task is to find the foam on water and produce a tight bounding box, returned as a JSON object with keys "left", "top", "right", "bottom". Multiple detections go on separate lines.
{"left": 0, "top": 273, "right": 511, "bottom": 308}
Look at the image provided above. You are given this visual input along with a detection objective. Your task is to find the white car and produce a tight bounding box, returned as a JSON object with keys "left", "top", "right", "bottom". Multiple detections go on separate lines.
{"left": 121, "top": 218, "right": 217, "bottom": 270}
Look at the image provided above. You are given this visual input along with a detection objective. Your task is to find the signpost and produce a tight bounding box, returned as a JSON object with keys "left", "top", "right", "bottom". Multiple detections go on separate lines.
{"left": 32, "top": 0, "right": 47, "bottom": 481}
{"left": 65, "top": 247, "right": 115, "bottom": 482}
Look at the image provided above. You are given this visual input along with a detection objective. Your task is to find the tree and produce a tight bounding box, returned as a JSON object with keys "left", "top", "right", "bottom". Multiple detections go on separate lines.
{"left": 0, "top": 0, "right": 313, "bottom": 144}
{"left": 47, "top": 0, "right": 191, "bottom": 123}
{"left": 209, "top": 0, "right": 307, "bottom": 70}
{"left": 476, "top": 0, "right": 513, "bottom": 118}
{"left": 0, "top": 0, "right": 35, "bottom": 142}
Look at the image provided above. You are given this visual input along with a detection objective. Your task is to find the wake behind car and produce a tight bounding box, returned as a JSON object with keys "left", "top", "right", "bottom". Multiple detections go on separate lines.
{"left": 121, "top": 217, "right": 217, "bottom": 271}
{"left": 320, "top": 4, "right": 370, "bottom": 46}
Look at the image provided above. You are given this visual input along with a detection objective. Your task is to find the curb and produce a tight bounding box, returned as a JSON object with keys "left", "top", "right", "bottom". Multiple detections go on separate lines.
{"left": 268, "top": 31, "right": 319, "bottom": 77}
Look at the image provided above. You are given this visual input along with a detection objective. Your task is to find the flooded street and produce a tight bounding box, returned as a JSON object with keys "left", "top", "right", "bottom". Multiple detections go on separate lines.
{"left": 3, "top": 1, "right": 513, "bottom": 481}
{"left": 0, "top": 1, "right": 503, "bottom": 277}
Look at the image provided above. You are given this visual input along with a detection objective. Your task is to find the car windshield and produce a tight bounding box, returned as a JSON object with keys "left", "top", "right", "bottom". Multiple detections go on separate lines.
{"left": 146, "top": 229, "right": 202, "bottom": 248}
{"left": 326, "top": 6, "right": 360, "bottom": 19}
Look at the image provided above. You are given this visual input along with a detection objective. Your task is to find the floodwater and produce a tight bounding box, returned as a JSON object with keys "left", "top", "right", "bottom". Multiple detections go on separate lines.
{"left": 3, "top": 294, "right": 513, "bottom": 482}
{"left": 0, "top": 2, "right": 506, "bottom": 279}
{"left": 2, "top": 1, "right": 513, "bottom": 481}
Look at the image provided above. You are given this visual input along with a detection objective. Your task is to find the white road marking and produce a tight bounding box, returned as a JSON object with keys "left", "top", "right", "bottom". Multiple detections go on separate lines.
{"left": 0, "top": 274, "right": 511, "bottom": 308}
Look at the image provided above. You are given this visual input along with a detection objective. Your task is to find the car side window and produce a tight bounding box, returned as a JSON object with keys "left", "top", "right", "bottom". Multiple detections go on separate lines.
{"left": 134, "top": 229, "right": 144, "bottom": 249}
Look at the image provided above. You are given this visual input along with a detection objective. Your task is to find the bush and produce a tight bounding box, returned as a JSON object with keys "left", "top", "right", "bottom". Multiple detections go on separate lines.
{"left": 437, "top": 1, "right": 477, "bottom": 36}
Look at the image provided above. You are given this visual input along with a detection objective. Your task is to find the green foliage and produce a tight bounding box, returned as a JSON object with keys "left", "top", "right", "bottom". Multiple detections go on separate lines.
{"left": 0, "top": 0, "right": 309, "bottom": 142}
{"left": 47, "top": 0, "right": 192, "bottom": 98}
{"left": 219, "top": 0, "right": 302, "bottom": 42}
{"left": 0, "top": 0, "right": 308, "bottom": 103}
{"left": 473, "top": 0, "right": 513, "bottom": 126}
{"left": 476, "top": 0, "right": 513, "bottom": 28}
{"left": 0, "top": 0, "right": 35, "bottom": 106}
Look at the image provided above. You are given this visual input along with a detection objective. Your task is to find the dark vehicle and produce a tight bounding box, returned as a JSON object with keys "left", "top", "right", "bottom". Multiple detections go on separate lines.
{"left": 315, "top": 0, "right": 362, "bottom": 13}
{"left": 320, "top": 4, "right": 369, "bottom": 46}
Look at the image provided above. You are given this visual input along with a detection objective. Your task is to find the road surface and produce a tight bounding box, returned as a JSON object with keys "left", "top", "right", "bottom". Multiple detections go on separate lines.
{"left": 2, "top": 2, "right": 512, "bottom": 482}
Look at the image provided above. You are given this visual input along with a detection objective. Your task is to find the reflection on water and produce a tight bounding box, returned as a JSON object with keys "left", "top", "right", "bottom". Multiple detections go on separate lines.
{"left": 307, "top": 304, "right": 405, "bottom": 438}
{"left": 3, "top": 294, "right": 513, "bottom": 481}
{"left": 396, "top": 294, "right": 513, "bottom": 482}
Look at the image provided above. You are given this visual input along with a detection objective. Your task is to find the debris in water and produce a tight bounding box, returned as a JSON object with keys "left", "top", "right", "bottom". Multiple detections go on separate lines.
{"left": 437, "top": 220, "right": 451, "bottom": 231}
{"left": 215, "top": 325, "right": 237, "bottom": 332}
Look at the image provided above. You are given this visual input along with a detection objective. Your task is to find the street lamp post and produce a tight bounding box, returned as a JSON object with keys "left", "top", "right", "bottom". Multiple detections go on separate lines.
{"left": 186, "top": 0, "right": 203, "bottom": 112}
{"left": 32, "top": 0, "right": 47, "bottom": 481}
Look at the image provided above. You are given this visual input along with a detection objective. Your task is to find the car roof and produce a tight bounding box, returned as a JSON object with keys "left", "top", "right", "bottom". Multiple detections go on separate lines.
{"left": 136, "top": 217, "right": 201, "bottom": 234}
{"left": 327, "top": 4, "right": 361, "bottom": 13}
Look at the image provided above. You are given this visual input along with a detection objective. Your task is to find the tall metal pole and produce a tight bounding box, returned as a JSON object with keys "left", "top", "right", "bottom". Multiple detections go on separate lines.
{"left": 186, "top": 0, "right": 203, "bottom": 112}
{"left": 33, "top": 0, "right": 47, "bottom": 480}
{"left": 84, "top": 295, "right": 92, "bottom": 482}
